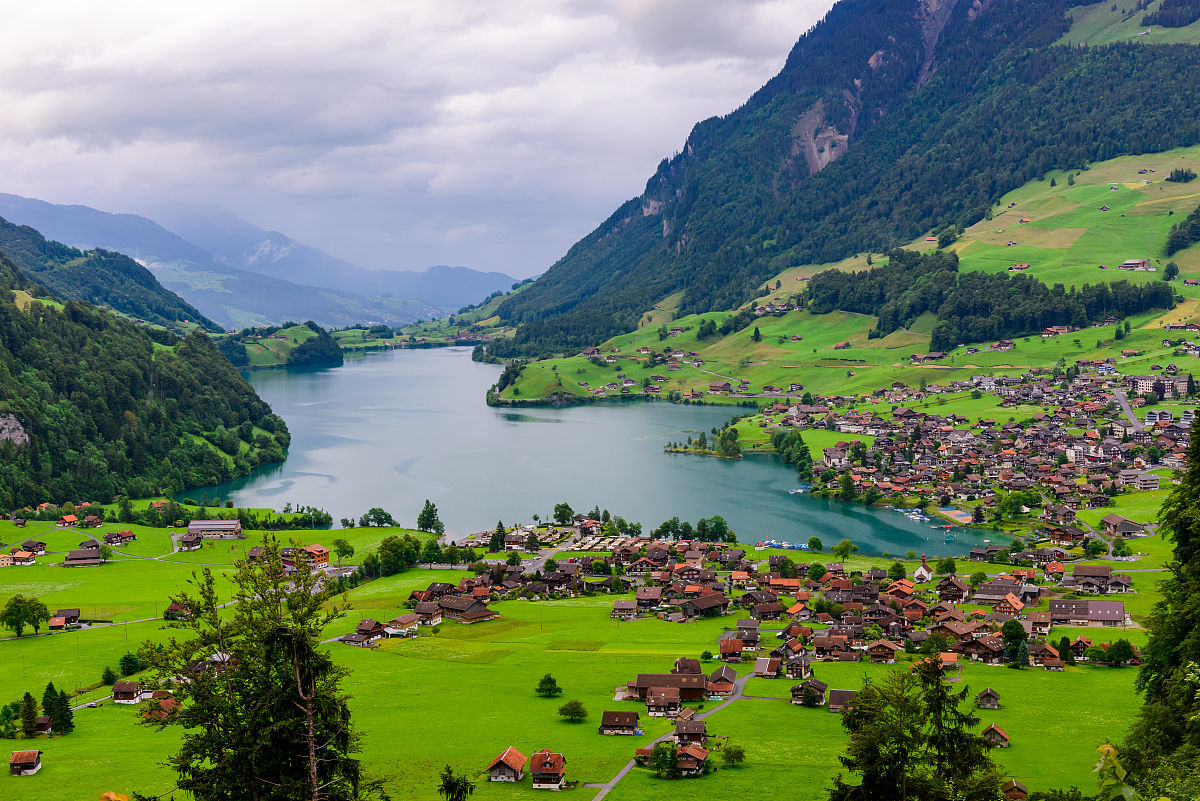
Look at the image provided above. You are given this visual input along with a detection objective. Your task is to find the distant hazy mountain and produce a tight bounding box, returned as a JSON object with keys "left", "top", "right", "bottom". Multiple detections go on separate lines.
{"left": 151, "top": 203, "right": 519, "bottom": 308}
{"left": 0, "top": 194, "right": 443, "bottom": 330}
{"left": 0, "top": 215, "right": 220, "bottom": 331}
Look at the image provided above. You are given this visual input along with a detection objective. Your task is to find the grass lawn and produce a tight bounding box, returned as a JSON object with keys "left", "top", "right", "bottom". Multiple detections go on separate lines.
{"left": 0, "top": 702, "right": 181, "bottom": 801}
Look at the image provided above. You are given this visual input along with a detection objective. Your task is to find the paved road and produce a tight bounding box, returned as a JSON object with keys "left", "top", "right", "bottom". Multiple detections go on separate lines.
{"left": 1113, "top": 389, "right": 1143, "bottom": 432}
{"left": 70, "top": 694, "right": 112, "bottom": 711}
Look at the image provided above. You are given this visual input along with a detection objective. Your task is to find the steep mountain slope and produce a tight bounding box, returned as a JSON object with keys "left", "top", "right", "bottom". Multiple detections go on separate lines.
{"left": 0, "top": 194, "right": 441, "bottom": 330}
{"left": 0, "top": 253, "right": 289, "bottom": 509}
{"left": 0, "top": 216, "right": 220, "bottom": 332}
{"left": 492, "top": 0, "right": 1200, "bottom": 357}
{"left": 139, "top": 204, "right": 518, "bottom": 309}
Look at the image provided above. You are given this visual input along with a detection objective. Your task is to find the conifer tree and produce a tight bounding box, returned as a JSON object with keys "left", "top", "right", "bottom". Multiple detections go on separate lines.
{"left": 138, "top": 536, "right": 384, "bottom": 801}
{"left": 20, "top": 692, "right": 37, "bottom": 738}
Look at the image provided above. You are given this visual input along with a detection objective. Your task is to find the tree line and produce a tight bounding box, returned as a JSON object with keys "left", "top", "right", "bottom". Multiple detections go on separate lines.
{"left": 807, "top": 248, "right": 1175, "bottom": 352}
{"left": 1165, "top": 199, "right": 1200, "bottom": 257}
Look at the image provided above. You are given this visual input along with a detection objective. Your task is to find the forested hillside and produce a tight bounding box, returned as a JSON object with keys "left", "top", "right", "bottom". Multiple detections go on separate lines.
{"left": 0, "top": 216, "right": 219, "bottom": 332}
{"left": 0, "top": 253, "right": 288, "bottom": 510}
{"left": 492, "top": 0, "right": 1200, "bottom": 356}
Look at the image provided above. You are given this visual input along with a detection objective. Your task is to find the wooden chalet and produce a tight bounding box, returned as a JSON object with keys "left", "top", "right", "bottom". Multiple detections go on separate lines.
{"left": 983, "top": 723, "right": 1010, "bottom": 748}
{"left": 791, "top": 678, "right": 828, "bottom": 706}
{"left": 529, "top": 749, "right": 566, "bottom": 789}
{"left": 674, "top": 719, "right": 707, "bottom": 746}
{"left": 976, "top": 688, "right": 1001, "bottom": 709}
{"left": 598, "top": 711, "right": 639, "bottom": 736}
{"left": 645, "top": 687, "right": 682, "bottom": 717}
{"left": 113, "top": 681, "right": 145, "bottom": 704}
{"left": 678, "top": 743, "right": 709, "bottom": 777}
{"left": 9, "top": 750, "right": 41, "bottom": 776}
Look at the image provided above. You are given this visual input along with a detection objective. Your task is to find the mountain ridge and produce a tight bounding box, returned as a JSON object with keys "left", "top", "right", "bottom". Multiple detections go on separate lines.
{"left": 489, "top": 0, "right": 1200, "bottom": 357}
{"left": 0, "top": 215, "right": 220, "bottom": 332}
{"left": 0, "top": 194, "right": 515, "bottom": 329}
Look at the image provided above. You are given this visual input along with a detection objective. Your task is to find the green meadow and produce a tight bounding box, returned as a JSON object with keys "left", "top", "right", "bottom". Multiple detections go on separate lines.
{"left": 0, "top": 534, "right": 1164, "bottom": 801}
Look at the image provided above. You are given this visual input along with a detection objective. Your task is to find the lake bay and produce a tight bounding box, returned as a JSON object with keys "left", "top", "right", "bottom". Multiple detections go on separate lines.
{"left": 197, "top": 347, "right": 988, "bottom": 555}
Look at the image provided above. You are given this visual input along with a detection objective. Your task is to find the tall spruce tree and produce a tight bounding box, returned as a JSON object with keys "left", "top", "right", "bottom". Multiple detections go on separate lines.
{"left": 1124, "top": 416, "right": 1200, "bottom": 797}
{"left": 138, "top": 536, "right": 384, "bottom": 801}
{"left": 19, "top": 692, "right": 37, "bottom": 738}
{"left": 52, "top": 689, "right": 74, "bottom": 734}
{"left": 829, "top": 659, "right": 1002, "bottom": 801}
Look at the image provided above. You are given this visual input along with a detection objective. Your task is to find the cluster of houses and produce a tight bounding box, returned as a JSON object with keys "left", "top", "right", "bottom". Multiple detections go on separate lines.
{"left": 338, "top": 576, "right": 502, "bottom": 646}
{"left": 1, "top": 527, "right": 139, "bottom": 569}
{"left": 756, "top": 370, "right": 1195, "bottom": 516}
{"left": 486, "top": 747, "right": 568, "bottom": 789}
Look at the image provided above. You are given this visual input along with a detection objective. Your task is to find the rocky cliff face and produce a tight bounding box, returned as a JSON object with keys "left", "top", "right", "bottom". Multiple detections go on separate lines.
{"left": 0, "top": 414, "right": 29, "bottom": 447}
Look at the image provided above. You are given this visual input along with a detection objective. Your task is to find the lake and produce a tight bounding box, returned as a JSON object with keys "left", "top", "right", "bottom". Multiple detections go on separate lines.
{"left": 196, "top": 347, "right": 990, "bottom": 556}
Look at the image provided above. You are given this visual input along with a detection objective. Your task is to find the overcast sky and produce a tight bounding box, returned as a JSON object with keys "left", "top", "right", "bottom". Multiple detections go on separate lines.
{"left": 0, "top": 0, "right": 833, "bottom": 277}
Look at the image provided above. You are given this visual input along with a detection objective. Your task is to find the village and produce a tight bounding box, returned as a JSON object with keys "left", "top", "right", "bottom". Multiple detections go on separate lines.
{"left": 311, "top": 498, "right": 1153, "bottom": 799}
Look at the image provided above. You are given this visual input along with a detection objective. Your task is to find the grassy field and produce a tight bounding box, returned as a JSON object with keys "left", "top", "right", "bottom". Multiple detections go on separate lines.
{"left": 1059, "top": 1, "right": 1200, "bottom": 46}
{"left": 0, "top": 499, "right": 1171, "bottom": 801}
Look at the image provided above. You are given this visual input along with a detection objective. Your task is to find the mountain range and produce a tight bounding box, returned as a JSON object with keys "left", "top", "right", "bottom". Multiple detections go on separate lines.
{"left": 488, "top": 0, "right": 1200, "bottom": 357}
{"left": 0, "top": 194, "right": 517, "bottom": 330}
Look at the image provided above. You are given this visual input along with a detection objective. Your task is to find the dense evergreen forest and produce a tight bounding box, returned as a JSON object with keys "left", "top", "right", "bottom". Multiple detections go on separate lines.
{"left": 489, "top": 0, "right": 1200, "bottom": 357}
{"left": 0, "top": 254, "right": 287, "bottom": 511}
{"left": 0, "top": 216, "right": 219, "bottom": 332}
{"left": 808, "top": 248, "right": 1175, "bottom": 352}
{"left": 1143, "top": 0, "right": 1200, "bottom": 28}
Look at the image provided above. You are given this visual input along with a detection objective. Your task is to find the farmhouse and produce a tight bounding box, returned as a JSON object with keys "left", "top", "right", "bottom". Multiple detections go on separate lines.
{"left": 187, "top": 520, "right": 244, "bottom": 539}
{"left": 487, "top": 747, "right": 528, "bottom": 782}
{"left": 646, "top": 687, "right": 682, "bottom": 717}
{"left": 791, "top": 679, "right": 828, "bottom": 706}
{"left": 384, "top": 613, "right": 420, "bottom": 637}
{"left": 1101, "top": 514, "right": 1144, "bottom": 538}
{"left": 9, "top": 750, "right": 41, "bottom": 776}
{"left": 678, "top": 743, "right": 710, "bottom": 777}
{"left": 598, "top": 711, "right": 639, "bottom": 735}
{"left": 104, "top": 530, "right": 137, "bottom": 546}
{"left": 528, "top": 748, "right": 567, "bottom": 790}
{"left": 113, "top": 681, "right": 146, "bottom": 704}
{"left": 611, "top": 600, "right": 638, "bottom": 620}
{"left": 674, "top": 719, "right": 707, "bottom": 746}
{"left": 63, "top": 548, "right": 103, "bottom": 567}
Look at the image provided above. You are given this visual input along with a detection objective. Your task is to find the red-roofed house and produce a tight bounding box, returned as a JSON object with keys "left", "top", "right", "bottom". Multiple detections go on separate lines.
{"left": 487, "top": 746, "right": 528, "bottom": 782}
{"left": 529, "top": 749, "right": 566, "bottom": 789}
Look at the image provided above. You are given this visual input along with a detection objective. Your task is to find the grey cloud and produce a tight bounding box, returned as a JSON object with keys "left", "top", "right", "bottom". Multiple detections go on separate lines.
{"left": 0, "top": 0, "right": 834, "bottom": 276}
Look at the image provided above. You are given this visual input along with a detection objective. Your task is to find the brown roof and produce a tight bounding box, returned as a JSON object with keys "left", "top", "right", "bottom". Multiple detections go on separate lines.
{"left": 9, "top": 750, "right": 39, "bottom": 764}
{"left": 487, "top": 746, "right": 528, "bottom": 773}
{"left": 633, "top": 674, "right": 705, "bottom": 691}
{"left": 113, "top": 681, "right": 139, "bottom": 694}
{"left": 530, "top": 749, "right": 565, "bottom": 776}
{"left": 601, "top": 711, "right": 639, "bottom": 727}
